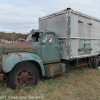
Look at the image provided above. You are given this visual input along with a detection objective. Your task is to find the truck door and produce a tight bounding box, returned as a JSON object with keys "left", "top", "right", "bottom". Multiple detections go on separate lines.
{"left": 41, "top": 32, "right": 60, "bottom": 63}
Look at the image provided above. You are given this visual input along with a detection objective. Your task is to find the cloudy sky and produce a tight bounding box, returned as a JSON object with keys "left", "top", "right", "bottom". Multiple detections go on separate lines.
{"left": 0, "top": 0, "right": 100, "bottom": 33}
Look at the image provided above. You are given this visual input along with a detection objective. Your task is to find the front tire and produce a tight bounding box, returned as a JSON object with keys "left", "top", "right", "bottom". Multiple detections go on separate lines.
{"left": 8, "top": 62, "right": 39, "bottom": 89}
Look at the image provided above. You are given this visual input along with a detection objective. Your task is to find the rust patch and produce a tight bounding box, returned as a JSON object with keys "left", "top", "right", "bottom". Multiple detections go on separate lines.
{"left": 2, "top": 42, "right": 34, "bottom": 54}
{"left": 13, "top": 53, "right": 23, "bottom": 60}
{"left": 3, "top": 50, "right": 8, "bottom": 55}
{"left": 54, "top": 70, "right": 62, "bottom": 75}
{"left": 3, "top": 52, "right": 23, "bottom": 60}
{"left": 4, "top": 53, "right": 12, "bottom": 59}
{"left": 0, "top": 62, "right": 2, "bottom": 72}
{"left": 77, "top": 63, "right": 89, "bottom": 67}
{"left": 44, "top": 62, "right": 64, "bottom": 77}
{"left": 45, "top": 63, "right": 61, "bottom": 68}
{"left": 18, "top": 54, "right": 22, "bottom": 61}
{"left": 2, "top": 42, "right": 33, "bottom": 49}
{"left": 15, "top": 68, "right": 34, "bottom": 87}
{"left": 41, "top": 45, "right": 44, "bottom": 48}
{"left": 0, "top": 73, "right": 4, "bottom": 81}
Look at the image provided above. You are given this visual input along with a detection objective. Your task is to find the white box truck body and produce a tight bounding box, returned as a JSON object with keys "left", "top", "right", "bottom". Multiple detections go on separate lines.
{"left": 39, "top": 8, "right": 100, "bottom": 60}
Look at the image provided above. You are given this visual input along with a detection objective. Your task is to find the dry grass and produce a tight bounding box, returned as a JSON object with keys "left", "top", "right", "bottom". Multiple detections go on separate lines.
{"left": 0, "top": 68, "right": 100, "bottom": 100}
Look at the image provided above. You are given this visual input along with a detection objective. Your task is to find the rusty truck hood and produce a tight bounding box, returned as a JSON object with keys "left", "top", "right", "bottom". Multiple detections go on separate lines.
{"left": 0, "top": 42, "right": 34, "bottom": 54}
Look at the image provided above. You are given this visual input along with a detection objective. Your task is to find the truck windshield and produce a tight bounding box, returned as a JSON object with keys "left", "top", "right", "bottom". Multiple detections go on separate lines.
{"left": 26, "top": 32, "right": 42, "bottom": 42}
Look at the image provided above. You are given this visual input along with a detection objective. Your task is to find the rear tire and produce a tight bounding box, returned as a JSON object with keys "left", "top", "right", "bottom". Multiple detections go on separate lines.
{"left": 92, "top": 56, "right": 100, "bottom": 69}
{"left": 8, "top": 62, "right": 39, "bottom": 89}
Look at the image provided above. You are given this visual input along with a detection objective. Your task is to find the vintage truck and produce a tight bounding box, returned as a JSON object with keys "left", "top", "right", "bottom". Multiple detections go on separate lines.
{"left": 0, "top": 8, "right": 100, "bottom": 89}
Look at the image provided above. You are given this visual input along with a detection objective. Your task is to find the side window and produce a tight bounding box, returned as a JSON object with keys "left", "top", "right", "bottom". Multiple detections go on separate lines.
{"left": 43, "top": 33, "right": 55, "bottom": 44}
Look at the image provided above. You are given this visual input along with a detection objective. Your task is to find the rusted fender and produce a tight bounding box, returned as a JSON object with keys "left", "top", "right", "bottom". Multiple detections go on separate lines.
{"left": 2, "top": 53, "right": 45, "bottom": 76}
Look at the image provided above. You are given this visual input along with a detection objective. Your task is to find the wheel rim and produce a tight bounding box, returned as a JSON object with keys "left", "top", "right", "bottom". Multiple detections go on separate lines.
{"left": 15, "top": 69, "right": 34, "bottom": 87}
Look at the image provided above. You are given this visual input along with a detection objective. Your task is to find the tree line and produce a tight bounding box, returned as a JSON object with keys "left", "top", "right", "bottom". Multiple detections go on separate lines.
{"left": 0, "top": 28, "right": 36, "bottom": 42}
{"left": 0, "top": 31, "right": 29, "bottom": 41}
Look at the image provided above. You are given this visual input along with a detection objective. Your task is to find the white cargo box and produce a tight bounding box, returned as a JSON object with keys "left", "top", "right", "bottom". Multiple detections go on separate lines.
{"left": 39, "top": 8, "right": 100, "bottom": 60}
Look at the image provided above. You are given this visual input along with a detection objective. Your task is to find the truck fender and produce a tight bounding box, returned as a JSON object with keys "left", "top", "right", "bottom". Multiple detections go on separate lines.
{"left": 2, "top": 53, "right": 45, "bottom": 76}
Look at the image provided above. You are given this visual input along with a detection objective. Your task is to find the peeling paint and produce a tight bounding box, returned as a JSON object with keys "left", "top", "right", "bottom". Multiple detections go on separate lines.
{"left": 67, "top": 11, "right": 71, "bottom": 58}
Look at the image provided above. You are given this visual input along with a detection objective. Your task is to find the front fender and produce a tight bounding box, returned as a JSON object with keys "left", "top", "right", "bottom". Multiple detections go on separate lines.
{"left": 2, "top": 53, "right": 45, "bottom": 76}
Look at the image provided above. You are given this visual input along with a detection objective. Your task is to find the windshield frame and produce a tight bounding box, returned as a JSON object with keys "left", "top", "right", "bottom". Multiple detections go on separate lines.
{"left": 25, "top": 32, "right": 43, "bottom": 42}
{"left": 26, "top": 34, "right": 32, "bottom": 42}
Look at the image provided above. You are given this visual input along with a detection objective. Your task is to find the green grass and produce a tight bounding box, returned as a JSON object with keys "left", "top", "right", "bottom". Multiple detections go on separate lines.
{"left": 0, "top": 68, "right": 100, "bottom": 100}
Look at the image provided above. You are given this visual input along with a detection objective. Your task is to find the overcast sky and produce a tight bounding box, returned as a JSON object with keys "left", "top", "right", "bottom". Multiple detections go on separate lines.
{"left": 0, "top": 0, "right": 100, "bottom": 33}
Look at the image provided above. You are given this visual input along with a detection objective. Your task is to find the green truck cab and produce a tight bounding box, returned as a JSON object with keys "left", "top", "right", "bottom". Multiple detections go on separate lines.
{"left": 0, "top": 30, "right": 66, "bottom": 89}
